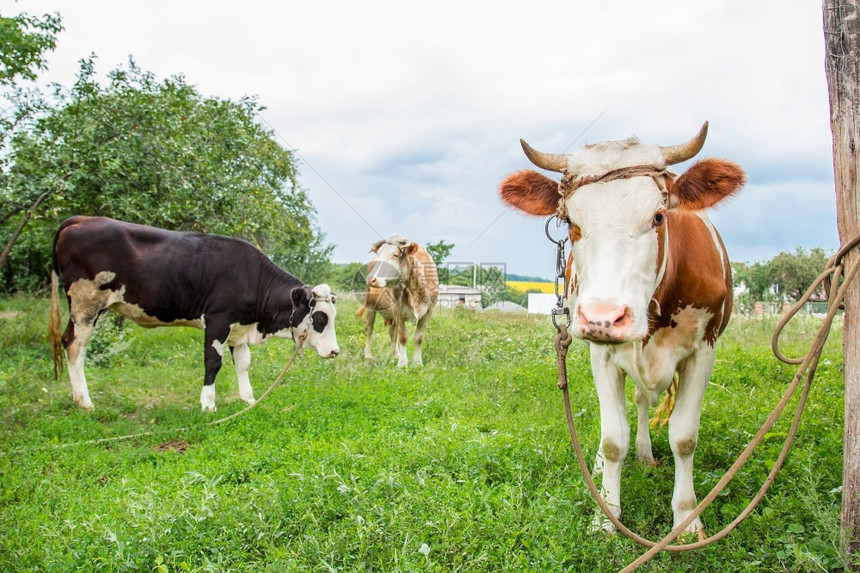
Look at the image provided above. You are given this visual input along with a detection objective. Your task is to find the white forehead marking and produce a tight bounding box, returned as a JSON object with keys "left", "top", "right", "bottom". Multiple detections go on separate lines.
{"left": 567, "top": 178, "right": 664, "bottom": 228}
{"left": 564, "top": 139, "right": 666, "bottom": 177}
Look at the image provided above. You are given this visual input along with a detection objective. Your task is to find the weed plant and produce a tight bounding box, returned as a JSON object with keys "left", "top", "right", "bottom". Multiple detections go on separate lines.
{"left": 0, "top": 296, "right": 851, "bottom": 572}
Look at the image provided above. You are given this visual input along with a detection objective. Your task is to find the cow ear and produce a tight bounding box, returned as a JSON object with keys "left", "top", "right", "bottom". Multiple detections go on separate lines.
{"left": 404, "top": 242, "right": 419, "bottom": 255}
{"left": 499, "top": 170, "right": 560, "bottom": 216}
{"left": 370, "top": 239, "right": 385, "bottom": 253}
{"left": 670, "top": 159, "right": 745, "bottom": 210}
{"left": 291, "top": 286, "right": 311, "bottom": 309}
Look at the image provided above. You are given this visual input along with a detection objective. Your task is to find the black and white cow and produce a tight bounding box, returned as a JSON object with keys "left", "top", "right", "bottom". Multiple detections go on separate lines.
{"left": 49, "top": 215, "right": 339, "bottom": 411}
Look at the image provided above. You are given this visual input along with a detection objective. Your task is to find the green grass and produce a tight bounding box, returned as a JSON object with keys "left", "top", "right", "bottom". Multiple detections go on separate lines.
{"left": 0, "top": 295, "right": 851, "bottom": 572}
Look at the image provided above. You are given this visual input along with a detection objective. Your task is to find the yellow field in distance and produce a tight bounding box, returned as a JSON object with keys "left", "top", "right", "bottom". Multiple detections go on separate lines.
{"left": 506, "top": 281, "right": 555, "bottom": 294}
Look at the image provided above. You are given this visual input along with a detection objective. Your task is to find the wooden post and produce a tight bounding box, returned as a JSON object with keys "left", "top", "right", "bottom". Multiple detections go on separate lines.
{"left": 823, "top": 0, "right": 860, "bottom": 564}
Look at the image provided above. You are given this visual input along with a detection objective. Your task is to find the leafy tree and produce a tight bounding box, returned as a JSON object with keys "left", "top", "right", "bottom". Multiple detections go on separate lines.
{"left": 426, "top": 239, "right": 454, "bottom": 283}
{"left": 731, "top": 247, "right": 832, "bottom": 313}
{"left": 0, "top": 9, "right": 62, "bottom": 272}
{"left": 731, "top": 260, "right": 774, "bottom": 312}
{"left": 426, "top": 239, "right": 454, "bottom": 266}
{"left": 768, "top": 247, "right": 830, "bottom": 301}
{"left": 0, "top": 10, "right": 62, "bottom": 86}
{"left": 325, "top": 262, "right": 367, "bottom": 295}
{"left": 1, "top": 57, "right": 331, "bottom": 291}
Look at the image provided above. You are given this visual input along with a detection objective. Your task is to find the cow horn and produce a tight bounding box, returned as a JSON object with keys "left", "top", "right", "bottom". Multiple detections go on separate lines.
{"left": 520, "top": 139, "right": 568, "bottom": 173}
{"left": 659, "top": 121, "right": 709, "bottom": 165}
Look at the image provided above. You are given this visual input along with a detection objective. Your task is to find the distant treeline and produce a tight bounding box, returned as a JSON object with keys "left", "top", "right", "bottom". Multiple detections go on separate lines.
{"left": 506, "top": 273, "right": 552, "bottom": 283}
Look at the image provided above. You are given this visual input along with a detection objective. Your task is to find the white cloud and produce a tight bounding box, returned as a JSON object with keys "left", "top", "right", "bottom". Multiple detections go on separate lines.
{"left": 3, "top": 0, "right": 839, "bottom": 278}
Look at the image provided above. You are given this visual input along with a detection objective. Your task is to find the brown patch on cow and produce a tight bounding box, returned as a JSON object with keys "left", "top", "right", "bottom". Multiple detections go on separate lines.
{"left": 676, "top": 497, "right": 699, "bottom": 516}
{"left": 153, "top": 440, "right": 189, "bottom": 454}
{"left": 602, "top": 438, "right": 625, "bottom": 462}
{"left": 498, "top": 170, "right": 560, "bottom": 216}
{"left": 654, "top": 218, "right": 666, "bottom": 287}
{"left": 568, "top": 224, "right": 581, "bottom": 242}
{"left": 67, "top": 272, "right": 121, "bottom": 325}
{"left": 650, "top": 211, "right": 729, "bottom": 342}
{"left": 672, "top": 159, "right": 745, "bottom": 210}
{"left": 675, "top": 437, "right": 697, "bottom": 458}
{"left": 564, "top": 252, "right": 578, "bottom": 297}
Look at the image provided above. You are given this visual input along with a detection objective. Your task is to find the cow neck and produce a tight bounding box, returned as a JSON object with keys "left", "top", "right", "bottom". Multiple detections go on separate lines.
{"left": 391, "top": 255, "right": 417, "bottom": 305}
{"left": 258, "top": 261, "right": 305, "bottom": 328}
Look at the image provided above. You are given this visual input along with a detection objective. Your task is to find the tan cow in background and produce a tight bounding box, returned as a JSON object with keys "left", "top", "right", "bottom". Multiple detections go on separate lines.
{"left": 359, "top": 235, "right": 439, "bottom": 367}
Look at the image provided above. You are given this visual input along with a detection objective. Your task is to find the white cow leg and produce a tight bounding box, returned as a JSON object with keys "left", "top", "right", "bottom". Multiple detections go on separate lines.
{"left": 634, "top": 386, "right": 655, "bottom": 465}
{"left": 200, "top": 385, "right": 216, "bottom": 412}
{"left": 363, "top": 309, "right": 376, "bottom": 360}
{"left": 590, "top": 344, "right": 629, "bottom": 532}
{"left": 668, "top": 349, "right": 713, "bottom": 537}
{"left": 66, "top": 321, "right": 95, "bottom": 410}
{"left": 395, "top": 317, "right": 408, "bottom": 368}
{"left": 231, "top": 344, "right": 255, "bottom": 405}
{"left": 395, "top": 330, "right": 408, "bottom": 367}
{"left": 201, "top": 330, "right": 227, "bottom": 412}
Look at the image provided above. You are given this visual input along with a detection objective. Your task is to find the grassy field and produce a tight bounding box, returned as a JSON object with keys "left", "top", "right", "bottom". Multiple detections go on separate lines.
{"left": 0, "top": 295, "right": 850, "bottom": 572}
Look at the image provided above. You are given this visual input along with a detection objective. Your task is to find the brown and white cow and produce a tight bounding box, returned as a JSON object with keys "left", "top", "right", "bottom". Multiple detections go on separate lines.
{"left": 360, "top": 235, "right": 439, "bottom": 367}
{"left": 49, "top": 216, "right": 339, "bottom": 412}
{"left": 499, "top": 122, "right": 744, "bottom": 538}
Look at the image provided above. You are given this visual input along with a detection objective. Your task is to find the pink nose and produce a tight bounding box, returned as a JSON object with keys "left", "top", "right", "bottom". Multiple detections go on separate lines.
{"left": 369, "top": 276, "right": 378, "bottom": 286}
{"left": 577, "top": 301, "right": 633, "bottom": 341}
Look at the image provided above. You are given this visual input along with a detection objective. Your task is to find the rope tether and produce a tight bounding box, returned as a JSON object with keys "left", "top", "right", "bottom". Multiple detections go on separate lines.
{"left": 553, "top": 230, "right": 860, "bottom": 572}
{"left": 2, "top": 334, "right": 307, "bottom": 456}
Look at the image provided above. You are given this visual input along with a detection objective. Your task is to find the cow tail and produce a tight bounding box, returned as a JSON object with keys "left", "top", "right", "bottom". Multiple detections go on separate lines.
{"left": 49, "top": 254, "right": 64, "bottom": 380}
{"left": 355, "top": 304, "right": 366, "bottom": 318}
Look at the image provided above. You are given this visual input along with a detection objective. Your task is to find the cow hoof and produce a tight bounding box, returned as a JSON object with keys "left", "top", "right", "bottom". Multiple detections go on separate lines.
{"left": 637, "top": 456, "right": 658, "bottom": 467}
{"left": 677, "top": 529, "right": 706, "bottom": 544}
{"left": 76, "top": 398, "right": 94, "bottom": 410}
{"left": 201, "top": 405, "right": 217, "bottom": 413}
{"left": 590, "top": 516, "right": 617, "bottom": 534}
{"left": 241, "top": 397, "right": 256, "bottom": 406}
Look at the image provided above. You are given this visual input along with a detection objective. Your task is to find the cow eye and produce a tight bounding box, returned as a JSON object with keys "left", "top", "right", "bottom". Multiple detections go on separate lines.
{"left": 652, "top": 212, "right": 665, "bottom": 227}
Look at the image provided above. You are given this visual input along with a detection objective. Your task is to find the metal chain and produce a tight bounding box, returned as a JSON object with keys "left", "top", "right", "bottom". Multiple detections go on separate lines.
{"left": 545, "top": 215, "right": 571, "bottom": 330}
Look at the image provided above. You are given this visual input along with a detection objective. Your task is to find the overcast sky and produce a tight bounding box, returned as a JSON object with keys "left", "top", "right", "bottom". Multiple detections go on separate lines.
{"left": 3, "top": 0, "right": 838, "bottom": 279}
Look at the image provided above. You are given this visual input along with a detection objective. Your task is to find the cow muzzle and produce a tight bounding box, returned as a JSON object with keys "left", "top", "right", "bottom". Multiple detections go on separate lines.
{"left": 575, "top": 299, "right": 633, "bottom": 342}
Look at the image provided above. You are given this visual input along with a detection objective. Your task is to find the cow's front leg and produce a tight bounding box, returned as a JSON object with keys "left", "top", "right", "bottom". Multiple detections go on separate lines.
{"left": 411, "top": 310, "right": 432, "bottom": 366}
{"left": 390, "top": 306, "right": 408, "bottom": 367}
{"left": 201, "top": 325, "right": 228, "bottom": 412}
{"left": 590, "top": 344, "right": 629, "bottom": 532}
{"left": 363, "top": 308, "right": 377, "bottom": 360}
{"left": 634, "top": 386, "right": 655, "bottom": 465}
{"left": 668, "top": 349, "right": 713, "bottom": 538}
{"left": 230, "top": 344, "right": 255, "bottom": 405}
